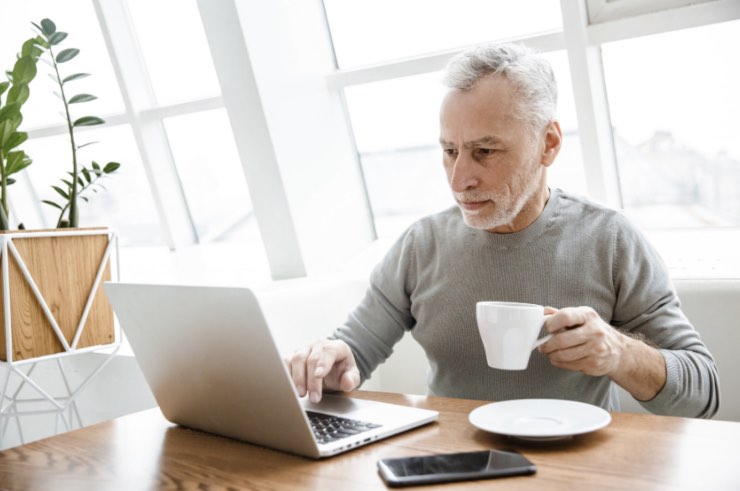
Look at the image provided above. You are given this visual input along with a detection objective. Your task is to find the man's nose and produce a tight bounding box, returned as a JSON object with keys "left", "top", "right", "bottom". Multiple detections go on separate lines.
{"left": 449, "top": 153, "right": 480, "bottom": 192}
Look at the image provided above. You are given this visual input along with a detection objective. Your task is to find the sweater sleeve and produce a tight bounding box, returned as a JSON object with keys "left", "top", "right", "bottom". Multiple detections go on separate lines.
{"left": 610, "top": 215, "right": 720, "bottom": 418}
{"left": 331, "top": 227, "right": 418, "bottom": 382}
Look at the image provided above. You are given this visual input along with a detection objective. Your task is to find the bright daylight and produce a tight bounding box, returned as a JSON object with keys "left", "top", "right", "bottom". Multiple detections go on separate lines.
{"left": 0, "top": 1, "right": 738, "bottom": 489}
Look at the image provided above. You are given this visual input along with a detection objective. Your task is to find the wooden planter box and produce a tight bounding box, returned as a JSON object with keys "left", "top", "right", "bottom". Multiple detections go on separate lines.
{"left": 0, "top": 228, "right": 115, "bottom": 362}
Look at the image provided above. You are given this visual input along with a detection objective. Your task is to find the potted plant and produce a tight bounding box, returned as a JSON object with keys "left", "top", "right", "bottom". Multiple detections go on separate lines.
{"left": 0, "top": 19, "right": 121, "bottom": 362}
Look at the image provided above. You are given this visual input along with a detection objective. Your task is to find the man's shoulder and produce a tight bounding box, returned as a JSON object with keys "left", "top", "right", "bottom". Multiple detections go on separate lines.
{"left": 555, "top": 189, "right": 627, "bottom": 224}
{"left": 554, "top": 189, "right": 644, "bottom": 240}
{"left": 407, "top": 206, "right": 465, "bottom": 236}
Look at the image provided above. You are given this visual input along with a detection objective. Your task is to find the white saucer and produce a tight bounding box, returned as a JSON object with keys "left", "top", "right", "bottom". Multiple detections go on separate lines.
{"left": 469, "top": 399, "right": 611, "bottom": 441}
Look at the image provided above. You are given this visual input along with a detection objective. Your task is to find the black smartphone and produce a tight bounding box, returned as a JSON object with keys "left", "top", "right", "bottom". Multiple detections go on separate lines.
{"left": 377, "top": 449, "right": 536, "bottom": 487}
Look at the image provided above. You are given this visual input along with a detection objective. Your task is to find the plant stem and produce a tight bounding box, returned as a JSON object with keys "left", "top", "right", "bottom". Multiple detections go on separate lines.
{"left": 49, "top": 44, "right": 78, "bottom": 228}
{"left": 54, "top": 173, "right": 103, "bottom": 225}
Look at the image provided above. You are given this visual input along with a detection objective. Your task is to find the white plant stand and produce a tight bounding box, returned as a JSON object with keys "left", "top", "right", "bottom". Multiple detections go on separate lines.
{"left": 0, "top": 229, "right": 120, "bottom": 447}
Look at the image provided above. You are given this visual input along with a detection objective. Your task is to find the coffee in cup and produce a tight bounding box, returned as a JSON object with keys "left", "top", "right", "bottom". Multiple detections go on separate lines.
{"left": 476, "top": 301, "right": 552, "bottom": 370}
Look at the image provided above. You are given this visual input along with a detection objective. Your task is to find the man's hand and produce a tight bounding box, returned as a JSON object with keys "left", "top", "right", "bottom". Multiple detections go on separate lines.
{"left": 285, "top": 339, "right": 360, "bottom": 404}
{"left": 538, "top": 306, "right": 666, "bottom": 401}
{"left": 538, "top": 306, "right": 624, "bottom": 376}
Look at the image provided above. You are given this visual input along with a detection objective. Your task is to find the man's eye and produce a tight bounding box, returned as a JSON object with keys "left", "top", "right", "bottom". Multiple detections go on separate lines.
{"left": 477, "top": 148, "right": 495, "bottom": 156}
{"left": 443, "top": 148, "right": 457, "bottom": 157}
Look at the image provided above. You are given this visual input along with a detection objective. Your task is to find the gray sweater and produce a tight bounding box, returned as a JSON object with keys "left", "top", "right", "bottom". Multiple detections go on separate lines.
{"left": 333, "top": 189, "right": 719, "bottom": 418}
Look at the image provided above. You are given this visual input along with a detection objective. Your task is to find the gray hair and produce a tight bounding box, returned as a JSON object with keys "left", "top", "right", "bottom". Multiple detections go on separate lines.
{"left": 443, "top": 43, "right": 557, "bottom": 134}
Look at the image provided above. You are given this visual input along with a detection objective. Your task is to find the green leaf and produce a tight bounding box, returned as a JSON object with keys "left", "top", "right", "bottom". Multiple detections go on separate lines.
{"left": 62, "top": 73, "right": 90, "bottom": 84}
{"left": 0, "top": 103, "right": 21, "bottom": 121}
{"left": 40, "top": 19, "right": 57, "bottom": 36}
{"left": 42, "top": 199, "right": 63, "bottom": 210}
{"left": 52, "top": 185, "right": 69, "bottom": 199}
{"left": 73, "top": 116, "right": 105, "bottom": 127}
{"left": 21, "top": 38, "right": 43, "bottom": 59}
{"left": 7, "top": 83, "right": 30, "bottom": 106}
{"left": 6, "top": 178, "right": 16, "bottom": 185}
{"left": 0, "top": 107, "right": 22, "bottom": 148}
{"left": 78, "top": 176, "right": 85, "bottom": 187}
{"left": 91, "top": 161, "right": 102, "bottom": 176}
{"left": 61, "top": 178, "right": 74, "bottom": 188}
{"left": 35, "top": 36, "right": 50, "bottom": 50}
{"left": 56, "top": 48, "right": 79, "bottom": 63}
{"left": 48, "top": 32, "right": 68, "bottom": 46}
{"left": 77, "top": 141, "right": 98, "bottom": 150}
{"left": 2, "top": 131, "right": 27, "bottom": 152}
{"left": 81, "top": 196, "right": 89, "bottom": 203}
{"left": 0, "top": 81, "right": 9, "bottom": 96}
{"left": 5, "top": 151, "right": 32, "bottom": 174}
{"left": 82, "top": 167, "right": 92, "bottom": 183}
{"left": 0, "top": 126, "right": 10, "bottom": 149}
{"left": 4, "top": 70, "right": 12, "bottom": 82}
{"left": 12, "top": 57, "right": 37, "bottom": 84}
{"left": 0, "top": 125, "right": 13, "bottom": 149}
{"left": 103, "top": 162, "right": 121, "bottom": 173}
{"left": 0, "top": 115, "right": 23, "bottom": 149}
{"left": 68, "top": 93, "right": 97, "bottom": 104}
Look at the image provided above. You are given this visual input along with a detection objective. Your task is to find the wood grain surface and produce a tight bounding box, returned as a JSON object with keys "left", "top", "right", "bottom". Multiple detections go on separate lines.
{"left": 0, "top": 391, "right": 739, "bottom": 491}
{"left": 0, "top": 229, "right": 113, "bottom": 361}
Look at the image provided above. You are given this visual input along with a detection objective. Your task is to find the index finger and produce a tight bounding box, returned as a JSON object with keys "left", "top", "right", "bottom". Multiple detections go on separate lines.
{"left": 543, "top": 306, "right": 590, "bottom": 334}
{"left": 305, "top": 340, "right": 349, "bottom": 403}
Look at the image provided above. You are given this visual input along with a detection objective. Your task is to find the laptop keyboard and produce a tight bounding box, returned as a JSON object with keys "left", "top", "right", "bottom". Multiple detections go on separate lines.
{"left": 306, "top": 410, "right": 383, "bottom": 444}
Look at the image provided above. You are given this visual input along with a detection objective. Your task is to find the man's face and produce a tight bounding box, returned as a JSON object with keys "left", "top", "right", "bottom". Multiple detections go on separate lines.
{"left": 439, "top": 75, "right": 555, "bottom": 233}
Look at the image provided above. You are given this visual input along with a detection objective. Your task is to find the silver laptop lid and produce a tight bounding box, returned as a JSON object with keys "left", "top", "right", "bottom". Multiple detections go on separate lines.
{"left": 104, "top": 282, "right": 321, "bottom": 457}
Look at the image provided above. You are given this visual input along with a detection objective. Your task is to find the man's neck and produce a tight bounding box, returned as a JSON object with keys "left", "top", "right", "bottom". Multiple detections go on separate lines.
{"left": 486, "top": 185, "right": 551, "bottom": 234}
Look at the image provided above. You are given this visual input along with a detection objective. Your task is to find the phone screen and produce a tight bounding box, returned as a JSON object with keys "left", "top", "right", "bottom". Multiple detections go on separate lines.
{"left": 377, "top": 449, "right": 536, "bottom": 487}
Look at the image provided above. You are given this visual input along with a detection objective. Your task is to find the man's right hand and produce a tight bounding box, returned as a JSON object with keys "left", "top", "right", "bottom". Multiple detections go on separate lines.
{"left": 285, "top": 339, "right": 360, "bottom": 404}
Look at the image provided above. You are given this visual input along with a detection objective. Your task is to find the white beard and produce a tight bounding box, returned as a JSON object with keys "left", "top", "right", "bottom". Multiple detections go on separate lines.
{"left": 455, "top": 164, "right": 542, "bottom": 231}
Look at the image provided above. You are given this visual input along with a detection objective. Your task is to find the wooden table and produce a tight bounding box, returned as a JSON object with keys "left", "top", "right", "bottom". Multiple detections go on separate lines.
{"left": 1, "top": 391, "right": 738, "bottom": 490}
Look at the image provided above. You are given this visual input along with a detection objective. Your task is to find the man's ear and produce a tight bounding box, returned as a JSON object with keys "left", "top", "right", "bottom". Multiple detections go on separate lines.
{"left": 540, "top": 120, "right": 562, "bottom": 167}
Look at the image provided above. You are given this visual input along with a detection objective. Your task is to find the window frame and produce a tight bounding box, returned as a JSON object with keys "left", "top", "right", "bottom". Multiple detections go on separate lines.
{"left": 326, "top": 0, "right": 740, "bottom": 210}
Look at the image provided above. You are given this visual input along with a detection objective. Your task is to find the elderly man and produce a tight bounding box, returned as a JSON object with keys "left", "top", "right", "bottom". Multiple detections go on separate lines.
{"left": 287, "top": 43, "right": 719, "bottom": 418}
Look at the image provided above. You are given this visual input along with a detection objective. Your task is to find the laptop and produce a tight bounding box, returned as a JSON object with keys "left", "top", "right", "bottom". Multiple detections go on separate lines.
{"left": 103, "top": 282, "right": 438, "bottom": 458}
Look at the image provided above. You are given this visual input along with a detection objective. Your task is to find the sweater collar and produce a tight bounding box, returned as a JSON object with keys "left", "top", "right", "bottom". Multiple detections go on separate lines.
{"left": 471, "top": 187, "right": 561, "bottom": 249}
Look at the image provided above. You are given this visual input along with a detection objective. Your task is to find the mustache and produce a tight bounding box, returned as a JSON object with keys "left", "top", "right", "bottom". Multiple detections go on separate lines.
{"left": 454, "top": 191, "right": 497, "bottom": 202}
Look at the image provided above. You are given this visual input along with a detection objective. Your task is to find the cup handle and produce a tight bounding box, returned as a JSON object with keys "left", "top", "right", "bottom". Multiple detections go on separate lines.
{"left": 532, "top": 333, "right": 553, "bottom": 350}
{"left": 532, "top": 313, "right": 554, "bottom": 350}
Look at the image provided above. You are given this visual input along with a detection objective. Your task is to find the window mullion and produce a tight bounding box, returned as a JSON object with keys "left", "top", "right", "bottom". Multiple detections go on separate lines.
{"left": 92, "top": 0, "right": 198, "bottom": 248}
{"left": 560, "top": 0, "right": 622, "bottom": 208}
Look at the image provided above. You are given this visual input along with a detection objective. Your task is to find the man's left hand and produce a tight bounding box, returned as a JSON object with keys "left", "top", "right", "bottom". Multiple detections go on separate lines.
{"left": 538, "top": 306, "right": 667, "bottom": 401}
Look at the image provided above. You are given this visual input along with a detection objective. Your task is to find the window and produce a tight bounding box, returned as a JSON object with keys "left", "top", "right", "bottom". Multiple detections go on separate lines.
{"left": 0, "top": 0, "right": 125, "bottom": 129}
{"left": 325, "top": 0, "right": 740, "bottom": 276}
{"left": 0, "top": 0, "right": 265, "bottom": 253}
{"left": 163, "top": 108, "right": 255, "bottom": 242}
{"left": 323, "top": 0, "right": 562, "bottom": 68}
{"left": 126, "top": 0, "right": 221, "bottom": 105}
{"left": 602, "top": 19, "right": 740, "bottom": 229}
{"left": 22, "top": 125, "right": 164, "bottom": 243}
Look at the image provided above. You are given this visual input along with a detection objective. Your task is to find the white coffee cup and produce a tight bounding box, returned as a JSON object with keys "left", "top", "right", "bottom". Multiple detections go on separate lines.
{"left": 476, "top": 301, "right": 553, "bottom": 370}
